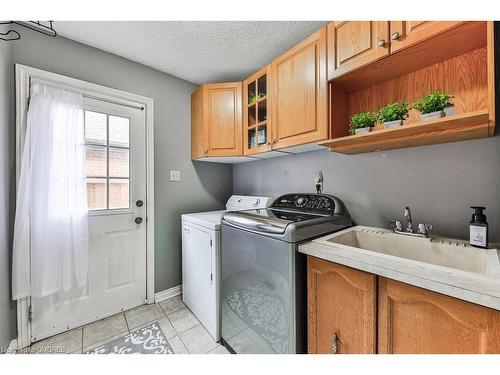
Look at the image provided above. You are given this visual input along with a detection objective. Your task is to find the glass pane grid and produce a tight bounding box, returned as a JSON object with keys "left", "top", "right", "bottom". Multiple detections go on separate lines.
{"left": 84, "top": 111, "right": 131, "bottom": 211}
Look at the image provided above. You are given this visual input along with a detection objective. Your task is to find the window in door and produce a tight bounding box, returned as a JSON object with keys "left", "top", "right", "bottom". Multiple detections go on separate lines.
{"left": 84, "top": 111, "right": 131, "bottom": 210}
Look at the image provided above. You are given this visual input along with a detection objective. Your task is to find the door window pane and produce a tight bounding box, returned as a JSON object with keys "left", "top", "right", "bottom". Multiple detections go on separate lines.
{"left": 84, "top": 111, "right": 131, "bottom": 211}
{"left": 85, "top": 111, "right": 107, "bottom": 145}
{"left": 86, "top": 178, "right": 107, "bottom": 210}
{"left": 85, "top": 145, "right": 107, "bottom": 177}
{"left": 109, "top": 147, "right": 129, "bottom": 178}
{"left": 109, "top": 116, "right": 130, "bottom": 147}
{"left": 109, "top": 179, "right": 129, "bottom": 209}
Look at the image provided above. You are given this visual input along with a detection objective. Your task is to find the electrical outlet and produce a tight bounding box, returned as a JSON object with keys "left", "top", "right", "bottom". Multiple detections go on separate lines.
{"left": 170, "top": 170, "right": 181, "bottom": 181}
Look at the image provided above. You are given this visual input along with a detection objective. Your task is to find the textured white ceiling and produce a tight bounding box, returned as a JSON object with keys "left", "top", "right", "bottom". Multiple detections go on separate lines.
{"left": 54, "top": 21, "right": 326, "bottom": 84}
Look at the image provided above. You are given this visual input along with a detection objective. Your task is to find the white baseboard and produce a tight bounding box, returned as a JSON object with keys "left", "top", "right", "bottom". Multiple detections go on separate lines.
{"left": 154, "top": 285, "right": 182, "bottom": 303}
{"left": 6, "top": 339, "right": 17, "bottom": 354}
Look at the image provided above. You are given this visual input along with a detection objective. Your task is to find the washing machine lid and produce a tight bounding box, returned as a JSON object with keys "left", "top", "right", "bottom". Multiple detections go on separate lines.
{"left": 182, "top": 210, "right": 227, "bottom": 231}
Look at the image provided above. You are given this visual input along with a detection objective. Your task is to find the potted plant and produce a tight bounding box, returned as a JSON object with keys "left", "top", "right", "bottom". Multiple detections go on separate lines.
{"left": 349, "top": 112, "right": 377, "bottom": 135}
{"left": 377, "top": 102, "right": 410, "bottom": 128}
{"left": 412, "top": 91, "right": 454, "bottom": 121}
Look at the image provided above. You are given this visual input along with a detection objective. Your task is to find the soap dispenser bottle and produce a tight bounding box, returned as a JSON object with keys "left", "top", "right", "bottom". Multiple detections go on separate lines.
{"left": 470, "top": 206, "right": 488, "bottom": 249}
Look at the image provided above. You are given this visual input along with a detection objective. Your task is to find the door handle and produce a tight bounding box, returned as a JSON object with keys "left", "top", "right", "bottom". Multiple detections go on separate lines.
{"left": 135, "top": 217, "right": 143, "bottom": 224}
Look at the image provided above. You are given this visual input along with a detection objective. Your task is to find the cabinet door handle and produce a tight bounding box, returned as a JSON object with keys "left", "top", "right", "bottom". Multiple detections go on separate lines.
{"left": 331, "top": 332, "right": 339, "bottom": 354}
{"left": 377, "top": 39, "right": 386, "bottom": 47}
{"left": 391, "top": 32, "right": 400, "bottom": 40}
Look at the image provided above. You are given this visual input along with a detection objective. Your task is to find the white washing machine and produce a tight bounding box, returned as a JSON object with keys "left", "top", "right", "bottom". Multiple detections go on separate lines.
{"left": 181, "top": 195, "right": 272, "bottom": 340}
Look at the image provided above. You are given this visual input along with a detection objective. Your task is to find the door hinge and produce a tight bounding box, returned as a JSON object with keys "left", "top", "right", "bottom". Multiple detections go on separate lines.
{"left": 209, "top": 239, "right": 212, "bottom": 247}
{"left": 210, "top": 273, "right": 213, "bottom": 283}
{"left": 28, "top": 305, "right": 33, "bottom": 322}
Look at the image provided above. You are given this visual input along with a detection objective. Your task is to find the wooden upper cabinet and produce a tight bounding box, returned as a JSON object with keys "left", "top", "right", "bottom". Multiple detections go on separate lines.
{"left": 307, "top": 257, "right": 376, "bottom": 354}
{"left": 328, "top": 21, "right": 390, "bottom": 80}
{"left": 243, "top": 65, "right": 272, "bottom": 155}
{"left": 191, "top": 82, "right": 242, "bottom": 159}
{"left": 389, "top": 21, "right": 464, "bottom": 53}
{"left": 378, "top": 278, "right": 500, "bottom": 354}
{"left": 271, "top": 26, "right": 328, "bottom": 149}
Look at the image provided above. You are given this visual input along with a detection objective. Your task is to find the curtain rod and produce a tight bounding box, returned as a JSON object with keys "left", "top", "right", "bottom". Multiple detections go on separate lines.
{"left": 29, "top": 78, "right": 145, "bottom": 111}
{"left": 83, "top": 94, "right": 145, "bottom": 111}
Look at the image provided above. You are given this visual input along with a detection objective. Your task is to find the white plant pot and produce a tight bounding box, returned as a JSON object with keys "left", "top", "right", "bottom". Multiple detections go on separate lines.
{"left": 444, "top": 105, "right": 455, "bottom": 117}
{"left": 420, "top": 110, "right": 445, "bottom": 121}
{"left": 383, "top": 119, "right": 403, "bottom": 128}
{"left": 354, "top": 127, "right": 371, "bottom": 135}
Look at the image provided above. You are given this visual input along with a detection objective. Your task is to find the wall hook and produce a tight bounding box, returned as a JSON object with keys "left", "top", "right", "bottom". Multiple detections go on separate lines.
{"left": 0, "top": 28, "right": 21, "bottom": 41}
{"left": 0, "top": 21, "right": 57, "bottom": 42}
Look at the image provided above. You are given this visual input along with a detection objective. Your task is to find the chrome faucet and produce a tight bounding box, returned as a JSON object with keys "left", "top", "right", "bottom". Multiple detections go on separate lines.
{"left": 391, "top": 206, "right": 433, "bottom": 238}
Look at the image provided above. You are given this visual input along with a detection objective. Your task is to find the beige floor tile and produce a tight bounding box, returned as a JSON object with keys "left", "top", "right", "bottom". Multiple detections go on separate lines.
{"left": 125, "top": 303, "right": 165, "bottom": 330}
{"left": 83, "top": 313, "right": 128, "bottom": 348}
{"left": 157, "top": 316, "right": 176, "bottom": 338}
{"left": 179, "top": 324, "right": 218, "bottom": 354}
{"left": 168, "top": 336, "right": 188, "bottom": 354}
{"left": 30, "top": 328, "right": 82, "bottom": 354}
{"left": 168, "top": 307, "right": 200, "bottom": 334}
{"left": 208, "top": 345, "right": 231, "bottom": 354}
{"left": 158, "top": 295, "right": 185, "bottom": 315}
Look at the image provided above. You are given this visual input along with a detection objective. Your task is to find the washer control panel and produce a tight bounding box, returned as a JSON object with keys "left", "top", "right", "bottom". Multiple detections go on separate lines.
{"left": 272, "top": 194, "right": 336, "bottom": 215}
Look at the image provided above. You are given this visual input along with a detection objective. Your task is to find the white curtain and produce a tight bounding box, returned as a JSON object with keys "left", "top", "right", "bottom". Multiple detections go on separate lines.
{"left": 12, "top": 82, "right": 89, "bottom": 300}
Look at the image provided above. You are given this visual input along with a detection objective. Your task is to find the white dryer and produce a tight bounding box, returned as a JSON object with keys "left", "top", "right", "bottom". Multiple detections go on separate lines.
{"left": 181, "top": 195, "right": 272, "bottom": 340}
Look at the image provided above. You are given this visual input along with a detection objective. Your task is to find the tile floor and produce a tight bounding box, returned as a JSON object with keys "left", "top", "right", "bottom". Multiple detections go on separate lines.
{"left": 20, "top": 295, "right": 230, "bottom": 354}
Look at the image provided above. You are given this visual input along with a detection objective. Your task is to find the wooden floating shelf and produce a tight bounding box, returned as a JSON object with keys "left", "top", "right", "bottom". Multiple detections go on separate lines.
{"left": 319, "top": 110, "right": 491, "bottom": 155}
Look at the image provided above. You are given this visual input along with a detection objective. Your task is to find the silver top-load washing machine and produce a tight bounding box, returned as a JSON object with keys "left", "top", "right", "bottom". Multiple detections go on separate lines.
{"left": 220, "top": 193, "right": 352, "bottom": 354}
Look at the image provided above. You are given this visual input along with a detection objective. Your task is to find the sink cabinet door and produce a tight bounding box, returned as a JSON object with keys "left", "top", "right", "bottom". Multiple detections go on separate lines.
{"left": 307, "top": 256, "right": 376, "bottom": 354}
{"left": 378, "top": 278, "right": 500, "bottom": 354}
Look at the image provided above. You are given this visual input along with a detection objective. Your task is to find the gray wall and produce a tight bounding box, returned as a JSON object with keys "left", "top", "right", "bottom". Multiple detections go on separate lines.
{"left": 234, "top": 137, "right": 500, "bottom": 242}
{"left": 9, "top": 30, "right": 233, "bottom": 293}
{"left": 0, "top": 29, "right": 16, "bottom": 351}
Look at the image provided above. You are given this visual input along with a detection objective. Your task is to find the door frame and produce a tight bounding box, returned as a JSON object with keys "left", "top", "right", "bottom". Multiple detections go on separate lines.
{"left": 15, "top": 64, "right": 155, "bottom": 349}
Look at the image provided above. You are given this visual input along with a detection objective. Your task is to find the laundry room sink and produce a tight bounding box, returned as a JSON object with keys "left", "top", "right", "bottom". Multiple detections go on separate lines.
{"left": 322, "top": 226, "right": 500, "bottom": 277}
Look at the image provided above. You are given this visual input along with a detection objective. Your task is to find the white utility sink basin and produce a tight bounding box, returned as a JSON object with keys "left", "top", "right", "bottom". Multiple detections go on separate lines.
{"left": 323, "top": 226, "right": 500, "bottom": 277}
{"left": 303, "top": 225, "right": 500, "bottom": 307}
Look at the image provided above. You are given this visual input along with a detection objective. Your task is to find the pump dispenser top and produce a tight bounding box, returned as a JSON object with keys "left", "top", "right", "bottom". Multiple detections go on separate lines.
{"left": 471, "top": 206, "right": 486, "bottom": 223}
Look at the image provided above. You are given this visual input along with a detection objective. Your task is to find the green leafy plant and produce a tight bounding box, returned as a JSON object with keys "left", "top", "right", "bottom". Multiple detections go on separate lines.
{"left": 412, "top": 91, "right": 454, "bottom": 114}
{"left": 249, "top": 94, "right": 262, "bottom": 104}
{"left": 349, "top": 112, "right": 377, "bottom": 134}
{"left": 377, "top": 102, "right": 410, "bottom": 123}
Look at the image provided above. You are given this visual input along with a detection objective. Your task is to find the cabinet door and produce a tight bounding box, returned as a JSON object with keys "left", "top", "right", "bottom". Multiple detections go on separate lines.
{"left": 271, "top": 27, "right": 328, "bottom": 149}
{"left": 389, "top": 21, "right": 464, "bottom": 53}
{"left": 378, "top": 278, "right": 500, "bottom": 354}
{"left": 307, "top": 257, "right": 376, "bottom": 354}
{"left": 205, "top": 82, "right": 242, "bottom": 157}
{"left": 243, "top": 65, "right": 273, "bottom": 155}
{"left": 328, "top": 21, "right": 389, "bottom": 80}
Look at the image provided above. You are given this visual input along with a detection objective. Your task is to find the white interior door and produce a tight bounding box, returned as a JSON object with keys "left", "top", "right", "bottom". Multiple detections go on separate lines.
{"left": 31, "top": 97, "right": 147, "bottom": 342}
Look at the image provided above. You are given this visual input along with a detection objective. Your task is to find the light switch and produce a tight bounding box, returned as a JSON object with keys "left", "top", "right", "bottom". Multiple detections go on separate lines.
{"left": 170, "top": 170, "right": 181, "bottom": 181}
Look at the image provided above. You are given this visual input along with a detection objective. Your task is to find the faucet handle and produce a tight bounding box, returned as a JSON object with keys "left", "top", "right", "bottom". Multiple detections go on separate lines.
{"left": 418, "top": 223, "right": 433, "bottom": 235}
{"left": 390, "top": 220, "right": 403, "bottom": 231}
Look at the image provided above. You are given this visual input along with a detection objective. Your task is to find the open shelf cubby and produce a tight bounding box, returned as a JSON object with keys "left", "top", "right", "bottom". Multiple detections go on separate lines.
{"left": 322, "top": 21, "right": 495, "bottom": 154}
